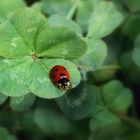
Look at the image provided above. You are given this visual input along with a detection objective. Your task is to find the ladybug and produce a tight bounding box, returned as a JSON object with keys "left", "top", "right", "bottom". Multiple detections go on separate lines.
{"left": 49, "top": 65, "right": 71, "bottom": 90}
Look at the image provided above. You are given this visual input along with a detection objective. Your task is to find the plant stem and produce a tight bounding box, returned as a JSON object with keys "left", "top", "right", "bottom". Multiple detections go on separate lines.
{"left": 113, "top": 110, "right": 140, "bottom": 128}
{"left": 121, "top": 115, "right": 140, "bottom": 127}
{"left": 93, "top": 65, "right": 121, "bottom": 72}
{"left": 66, "top": 0, "right": 80, "bottom": 19}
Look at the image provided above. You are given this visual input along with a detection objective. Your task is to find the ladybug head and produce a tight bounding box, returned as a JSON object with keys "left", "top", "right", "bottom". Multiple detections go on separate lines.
{"left": 56, "top": 78, "right": 71, "bottom": 90}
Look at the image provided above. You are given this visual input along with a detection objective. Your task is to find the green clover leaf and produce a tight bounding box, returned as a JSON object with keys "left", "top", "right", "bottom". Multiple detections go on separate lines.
{"left": 0, "top": 8, "right": 87, "bottom": 98}
{"left": 75, "top": 38, "right": 107, "bottom": 70}
{"left": 41, "top": 0, "right": 75, "bottom": 16}
{"left": 34, "top": 108, "right": 71, "bottom": 135}
{"left": 10, "top": 93, "right": 35, "bottom": 111}
{"left": 0, "top": 127, "right": 17, "bottom": 140}
{"left": 133, "top": 35, "right": 140, "bottom": 67}
{"left": 0, "top": 93, "right": 8, "bottom": 105}
{"left": 87, "top": 1, "right": 123, "bottom": 38}
{"left": 56, "top": 82, "right": 97, "bottom": 120}
{"left": 0, "top": 0, "right": 25, "bottom": 23}
{"left": 48, "top": 15, "right": 82, "bottom": 36}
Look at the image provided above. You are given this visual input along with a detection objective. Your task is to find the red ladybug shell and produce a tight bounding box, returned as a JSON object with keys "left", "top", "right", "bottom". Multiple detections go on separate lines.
{"left": 49, "top": 65, "right": 71, "bottom": 90}
{"left": 49, "top": 65, "right": 70, "bottom": 82}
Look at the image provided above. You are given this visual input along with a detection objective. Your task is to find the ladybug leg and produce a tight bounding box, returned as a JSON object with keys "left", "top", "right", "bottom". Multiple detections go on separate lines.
{"left": 55, "top": 82, "right": 61, "bottom": 88}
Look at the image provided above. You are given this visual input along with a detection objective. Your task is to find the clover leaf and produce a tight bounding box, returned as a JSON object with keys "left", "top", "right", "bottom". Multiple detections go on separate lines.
{"left": 34, "top": 108, "right": 71, "bottom": 135}
{"left": 41, "top": 0, "right": 75, "bottom": 16}
{"left": 133, "top": 35, "right": 140, "bottom": 67}
{"left": 101, "top": 80, "right": 133, "bottom": 112}
{"left": 10, "top": 93, "right": 35, "bottom": 111}
{"left": 48, "top": 15, "right": 82, "bottom": 36}
{"left": 124, "top": 0, "right": 140, "bottom": 12}
{"left": 90, "top": 110, "right": 121, "bottom": 132}
{"left": 0, "top": 0, "right": 25, "bottom": 23}
{"left": 75, "top": 38, "right": 107, "bottom": 70}
{"left": 87, "top": 1, "right": 123, "bottom": 38}
{"left": 56, "top": 82, "right": 97, "bottom": 120}
{"left": 0, "top": 8, "right": 87, "bottom": 98}
{"left": 76, "top": 0, "right": 104, "bottom": 32}
{"left": 0, "top": 127, "right": 17, "bottom": 140}
{"left": 89, "top": 80, "right": 132, "bottom": 132}
{"left": 123, "top": 15, "right": 140, "bottom": 40}
{"left": 0, "top": 93, "right": 8, "bottom": 105}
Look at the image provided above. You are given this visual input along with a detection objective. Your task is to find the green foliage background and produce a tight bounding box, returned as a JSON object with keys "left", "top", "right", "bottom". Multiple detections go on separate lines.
{"left": 0, "top": 0, "right": 140, "bottom": 140}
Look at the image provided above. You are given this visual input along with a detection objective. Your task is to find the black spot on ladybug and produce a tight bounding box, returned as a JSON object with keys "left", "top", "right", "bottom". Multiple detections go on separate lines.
{"left": 55, "top": 68, "right": 58, "bottom": 71}
{"left": 63, "top": 67, "right": 66, "bottom": 70}
{"left": 60, "top": 73, "right": 65, "bottom": 77}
